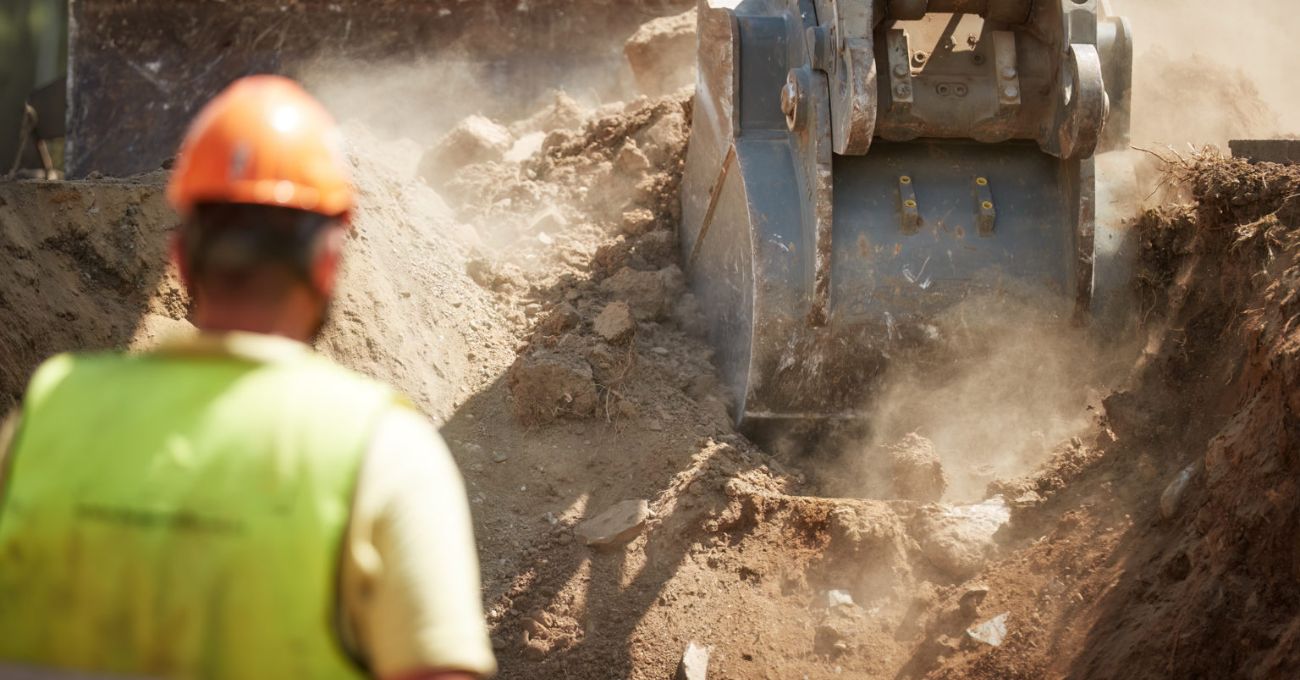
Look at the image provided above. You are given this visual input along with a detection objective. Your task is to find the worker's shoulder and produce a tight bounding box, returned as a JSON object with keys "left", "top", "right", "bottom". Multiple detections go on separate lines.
{"left": 283, "top": 352, "right": 415, "bottom": 411}
{"left": 23, "top": 351, "right": 125, "bottom": 401}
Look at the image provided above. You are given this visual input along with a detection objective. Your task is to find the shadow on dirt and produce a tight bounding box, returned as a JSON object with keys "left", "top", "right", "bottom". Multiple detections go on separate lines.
{"left": 0, "top": 177, "right": 181, "bottom": 412}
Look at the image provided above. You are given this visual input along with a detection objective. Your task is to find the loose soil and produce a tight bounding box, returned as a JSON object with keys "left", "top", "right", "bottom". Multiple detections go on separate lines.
{"left": 2, "top": 12, "right": 1299, "bottom": 680}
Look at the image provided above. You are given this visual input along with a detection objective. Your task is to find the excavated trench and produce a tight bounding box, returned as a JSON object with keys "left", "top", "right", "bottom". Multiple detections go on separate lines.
{"left": 3, "top": 3, "right": 1300, "bottom": 679}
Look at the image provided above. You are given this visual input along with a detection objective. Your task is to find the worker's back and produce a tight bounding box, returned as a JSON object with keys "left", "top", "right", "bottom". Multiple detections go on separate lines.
{"left": 0, "top": 337, "right": 396, "bottom": 679}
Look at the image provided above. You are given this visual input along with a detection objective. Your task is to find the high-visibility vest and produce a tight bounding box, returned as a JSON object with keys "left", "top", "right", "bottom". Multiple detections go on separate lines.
{"left": 0, "top": 345, "right": 398, "bottom": 679}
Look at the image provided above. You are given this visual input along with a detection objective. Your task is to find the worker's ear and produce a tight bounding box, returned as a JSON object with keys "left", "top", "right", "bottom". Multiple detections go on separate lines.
{"left": 309, "top": 223, "right": 346, "bottom": 297}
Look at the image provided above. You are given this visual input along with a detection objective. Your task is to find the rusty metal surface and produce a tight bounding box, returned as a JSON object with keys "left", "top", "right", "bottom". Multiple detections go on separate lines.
{"left": 680, "top": 0, "right": 1134, "bottom": 425}
{"left": 67, "top": 0, "right": 690, "bottom": 178}
{"left": 1230, "top": 140, "right": 1300, "bottom": 165}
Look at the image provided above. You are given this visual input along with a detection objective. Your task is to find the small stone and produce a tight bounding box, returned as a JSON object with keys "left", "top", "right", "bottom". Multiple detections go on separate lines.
{"left": 959, "top": 584, "right": 990, "bottom": 619}
{"left": 599, "top": 265, "right": 685, "bottom": 321}
{"left": 676, "top": 641, "right": 709, "bottom": 680}
{"left": 912, "top": 498, "right": 1010, "bottom": 580}
{"left": 507, "top": 350, "right": 599, "bottom": 426}
{"left": 594, "top": 301, "right": 637, "bottom": 344}
{"left": 885, "top": 433, "right": 947, "bottom": 502}
{"left": 1160, "top": 462, "right": 1198, "bottom": 520}
{"left": 966, "top": 612, "right": 1009, "bottom": 647}
{"left": 823, "top": 589, "right": 855, "bottom": 608}
{"left": 493, "top": 451, "right": 510, "bottom": 464}
{"left": 624, "top": 9, "right": 698, "bottom": 96}
{"left": 418, "top": 114, "right": 514, "bottom": 184}
{"left": 615, "top": 142, "right": 652, "bottom": 175}
{"left": 621, "top": 208, "right": 657, "bottom": 236}
{"left": 652, "top": 346, "right": 670, "bottom": 356}
{"left": 576, "top": 500, "right": 650, "bottom": 548}
{"left": 534, "top": 303, "right": 581, "bottom": 338}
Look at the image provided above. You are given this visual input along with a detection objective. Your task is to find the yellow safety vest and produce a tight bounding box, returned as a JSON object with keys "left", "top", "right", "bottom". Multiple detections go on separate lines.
{"left": 0, "top": 342, "right": 397, "bottom": 679}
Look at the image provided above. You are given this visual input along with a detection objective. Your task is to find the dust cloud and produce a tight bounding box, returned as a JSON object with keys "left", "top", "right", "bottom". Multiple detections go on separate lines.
{"left": 294, "top": 57, "right": 593, "bottom": 275}
{"left": 1111, "top": 0, "right": 1299, "bottom": 146}
{"left": 825, "top": 293, "right": 1130, "bottom": 504}
{"left": 827, "top": 0, "right": 1300, "bottom": 503}
{"left": 299, "top": 56, "right": 629, "bottom": 147}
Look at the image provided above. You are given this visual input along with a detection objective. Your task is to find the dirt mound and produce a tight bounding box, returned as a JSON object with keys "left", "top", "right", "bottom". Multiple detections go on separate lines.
{"left": 0, "top": 126, "right": 514, "bottom": 422}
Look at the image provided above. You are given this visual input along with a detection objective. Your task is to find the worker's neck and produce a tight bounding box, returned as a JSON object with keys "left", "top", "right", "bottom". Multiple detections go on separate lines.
{"left": 192, "top": 300, "right": 323, "bottom": 344}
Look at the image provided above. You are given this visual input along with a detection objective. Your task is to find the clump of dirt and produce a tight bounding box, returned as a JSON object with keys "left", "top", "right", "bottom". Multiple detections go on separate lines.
{"left": 886, "top": 435, "right": 949, "bottom": 503}
{"left": 623, "top": 8, "right": 698, "bottom": 97}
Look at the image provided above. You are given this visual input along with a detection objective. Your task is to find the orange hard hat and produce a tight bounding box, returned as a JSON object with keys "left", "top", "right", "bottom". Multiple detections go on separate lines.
{"left": 167, "top": 75, "right": 353, "bottom": 219}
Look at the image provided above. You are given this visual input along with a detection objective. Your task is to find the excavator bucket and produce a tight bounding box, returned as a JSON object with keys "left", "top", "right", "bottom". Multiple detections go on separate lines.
{"left": 681, "top": 0, "right": 1134, "bottom": 427}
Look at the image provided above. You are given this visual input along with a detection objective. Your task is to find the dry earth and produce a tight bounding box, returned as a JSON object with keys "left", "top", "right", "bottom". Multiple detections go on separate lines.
{"left": 2, "top": 7, "right": 1300, "bottom": 680}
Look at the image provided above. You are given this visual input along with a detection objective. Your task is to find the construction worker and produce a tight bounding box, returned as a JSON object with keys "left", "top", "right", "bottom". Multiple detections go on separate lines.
{"left": 0, "top": 76, "right": 496, "bottom": 679}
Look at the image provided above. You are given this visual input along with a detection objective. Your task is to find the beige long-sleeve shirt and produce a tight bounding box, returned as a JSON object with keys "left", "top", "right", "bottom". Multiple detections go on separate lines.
{"left": 0, "top": 333, "right": 496, "bottom": 678}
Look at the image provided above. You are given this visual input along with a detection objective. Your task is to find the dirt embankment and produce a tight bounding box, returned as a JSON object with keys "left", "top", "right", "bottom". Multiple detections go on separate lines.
{"left": 916, "top": 155, "right": 1300, "bottom": 679}
{"left": 0, "top": 130, "right": 515, "bottom": 422}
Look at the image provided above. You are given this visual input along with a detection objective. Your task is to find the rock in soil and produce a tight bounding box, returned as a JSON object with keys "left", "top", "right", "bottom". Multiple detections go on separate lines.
{"left": 599, "top": 265, "right": 685, "bottom": 321}
{"left": 419, "top": 114, "right": 514, "bottom": 184}
{"left": 576, "top": 499, "right": 650, "bottom": 548}
{"left": 1159, "top": 461, "right": 1198, "bottom": 520}
{"left": 620, "top": 208, "right": 657, "bottom": 236}
{"left": 959, "top": 584, "right": 990, "bottom": 619}
{"left": 533, "top": 302, "right": 581, "bottom": 339}
{"left": 676, "top": 641, "right": 710, "bottom": 680}
{"left": 624, "top": 9, "right": 698, "bottom": 97}
{"left": 614, "top": 142, "right": 652, "bottom": 176}
{"left": 886, "top": 432, "right": 948, "bottom": 502}
{"left": 593, "top": 301, "right": 637, "bottom": 344}
{"left": 507, "top": 350, "right": 598, "bottom": 426}
{"left": 822, "top": 589, "right": 855, "bottom": 609}
{"left": 965, "top": 612, "right": 1009, "bottom": 647}
{"left": 911, "top": 498, "right": 1010, "bottom": 581}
